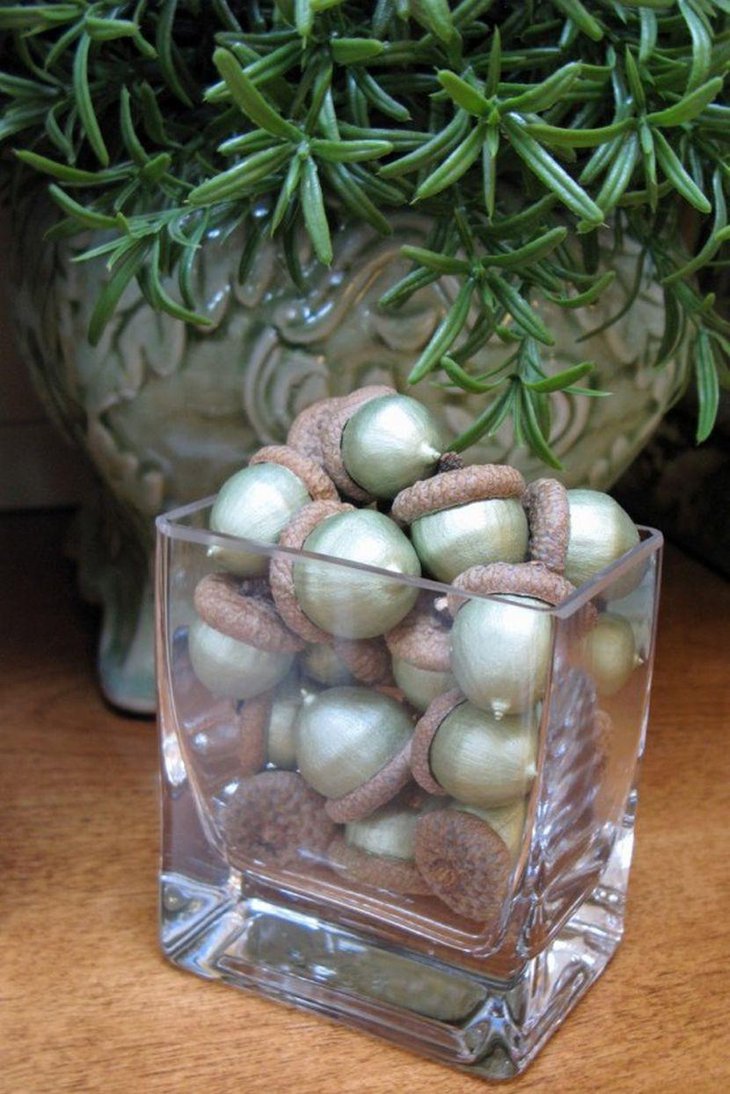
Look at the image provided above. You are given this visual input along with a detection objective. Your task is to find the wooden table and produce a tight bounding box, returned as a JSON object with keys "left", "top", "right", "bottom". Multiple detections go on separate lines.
{"left": 2, "top": 512, "right": 729, "bottom": 1093}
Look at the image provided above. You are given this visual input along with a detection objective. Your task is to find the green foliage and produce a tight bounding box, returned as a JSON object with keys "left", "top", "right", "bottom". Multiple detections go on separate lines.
{"left": 1, "top": 0, "right": 729, "bottom": 459}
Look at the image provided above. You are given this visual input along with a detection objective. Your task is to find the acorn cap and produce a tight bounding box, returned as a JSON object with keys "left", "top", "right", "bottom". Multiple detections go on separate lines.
{"left": 286, "top": 396, "right": 344, "bottom": 464}
{"left": 237, "top": 691, "right": 272, "bottom": 776}
{"left": 414, "top": 808, "right": 512, "bottom": 923}
{"left": 391, "top": 464, "right": 525, "bottom": 526}
{"left": 194, "top": 572, "right": 305, "bottom": 652}
{"left": 409, "top": 689, "right": 465, "bottom": 796}
{"left": 250, "top": 444, "right": 339, "bottom": 502}
{"left": 335, "top": 637, "right": 395, "bottom": 686}
{"left": 222, "top": 770, "right": 336, "bottom": 870}
{"left": 446, "top": 560, "right": 577, "bottom": 618}
{"left": 325, "top": 740, "right": 414, "bottom": 824}
{"left": 385, "top": 592, "right": 451, "bottom": 672}
{"left": 523, "top": 478, "right": 570, "bottom": 573}
{"left": 319, "top": 384, "right": 397, "bottom": 501}
{"left": 327, "top": 835, "right": 432, "bottom": 895}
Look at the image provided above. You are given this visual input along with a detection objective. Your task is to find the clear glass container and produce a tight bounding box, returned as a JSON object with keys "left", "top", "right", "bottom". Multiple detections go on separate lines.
{"left": 156, "top": 496, "right": 662, "bottom": 1080}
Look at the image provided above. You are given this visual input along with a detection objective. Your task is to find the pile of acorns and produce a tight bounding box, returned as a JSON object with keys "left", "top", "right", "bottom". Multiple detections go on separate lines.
{"left": 185, "top": 385, "right": 643, "bottom": 925}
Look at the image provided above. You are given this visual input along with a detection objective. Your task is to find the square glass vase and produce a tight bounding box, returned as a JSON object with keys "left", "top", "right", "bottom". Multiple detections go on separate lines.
{"left": 156, "top": 496, "right": 662, "bottom": 1081}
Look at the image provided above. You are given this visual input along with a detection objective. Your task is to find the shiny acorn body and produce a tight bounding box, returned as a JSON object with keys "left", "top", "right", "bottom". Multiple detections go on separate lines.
{"left": 187, "top": 618, "right": 294, "bottom": 700}
{"left": 296, "top": 686, "right": 413, "bottom": 799}
{"left": 411, "top": 498, "right": 528, "bottom": 583}
{"left": 209, "top": 462, "right": 310, "bottom": 576}
{"left": 293, "top": 509, "right": 421, "bottom": 639}
{"left": 581, "top": 612, "right": 640, "bottom": 697}
{"left": 564, "top": 489, "right": 640, "bottom": 589}
{"left": 341, "top": 394, "right": 448, "bottom": 499}
{"left": 429, "top": 701, "right": 538, "bottom": 809}
{"left": 450, "top": 595, "right": 553, "bottom": 715}
{"left": 392, "top": 658, "right": 456, "bottom": 712}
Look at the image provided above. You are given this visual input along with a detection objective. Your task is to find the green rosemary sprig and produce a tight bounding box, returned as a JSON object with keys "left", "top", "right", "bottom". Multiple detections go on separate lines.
{"left": 1, "top": 0, "right": 728, "bottom": 457}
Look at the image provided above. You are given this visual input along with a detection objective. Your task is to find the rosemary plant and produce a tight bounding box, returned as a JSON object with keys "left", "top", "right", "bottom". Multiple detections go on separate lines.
{"left": 1, "top": 0, "right": 728, "bottom": 464}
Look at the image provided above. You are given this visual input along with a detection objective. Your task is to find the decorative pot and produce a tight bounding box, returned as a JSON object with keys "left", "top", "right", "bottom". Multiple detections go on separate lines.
{"left": 156, "top": 495, "right": 663, "bottom": 1080}
{"left": 11, "top": 211, "right": 682, "bottom": 710}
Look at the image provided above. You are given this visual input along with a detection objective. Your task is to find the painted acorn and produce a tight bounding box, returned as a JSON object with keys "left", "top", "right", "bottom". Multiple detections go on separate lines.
{"left": 411, "top": 692, "right": 538, "bottom": 808}
{"left": 385, "top": 593, "right": 455, "bottom": 712}
{"left": 208, "top": 445, "right": 338, "bottom": 576}
{"left": 296, "top": 686, "right": 414, "bottom": 820}
{"left": 340, "top": 393, "right": 449, "bottom": 499}
{"left": 328, "top": 803, "right": 434, "bottom": 895}
{"left": 580, "top": 612, "right": 641, "bottom": 697}
{"left": 563, "top": 489, "right": 640, "bottom": 590}
{"left": 391, "top": 465, "right": 528, "bottom": 583}
{"left": 292, "top": 508, "right": 421, "bottom": 640}
{"left": 447, "top": 563, "right": 577, "bottom": 715}
{"left": 187, "top": 618, "right": 294, "bottom": 700}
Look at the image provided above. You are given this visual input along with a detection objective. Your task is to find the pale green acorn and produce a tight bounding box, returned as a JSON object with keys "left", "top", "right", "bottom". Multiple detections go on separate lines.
{"left": 429, "top": 701, "right": 538, "bottom": 809}
{"left": 187, "top": 618, "right": 294, "bottom": 700}
{"left": 340, "top": 394, "right": 448, "bottom": 499}
{"left": 296, "top": 686, "right": 413, "bottom": 799}
{"left": 209, "top": 462, "right": 311, "bottom": 576}
{"left": 450, "top": 595, "right": 553, "bottom": 715}
{"left": 293, "top": 509, "right": 421, "bottom": 639}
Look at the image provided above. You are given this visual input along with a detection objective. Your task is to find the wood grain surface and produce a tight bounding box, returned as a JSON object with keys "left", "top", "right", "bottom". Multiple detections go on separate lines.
{"left": 1, "top": 512, "right": 728, "bottom": 1094}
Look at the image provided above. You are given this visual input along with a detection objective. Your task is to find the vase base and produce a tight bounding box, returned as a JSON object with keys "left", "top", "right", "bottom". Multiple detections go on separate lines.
{"left": 160, "top": 862, "right": 626, "bottom": 1080}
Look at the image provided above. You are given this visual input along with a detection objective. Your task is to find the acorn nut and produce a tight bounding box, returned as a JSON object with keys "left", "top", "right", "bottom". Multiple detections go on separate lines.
{"left": 293, "top": 509, "right": 421, "bottom": 639}
{"left": 564, "top": 489, "right": 640, "bottom": 591}
{"left": 296, "top": 686, "right": 413, "bottom": 803}
{"left": 391, "top": 465, "right": 528, "bottom": 583}
{"left": 208, "top": 446, "right": 337, "bottom": 576}
{"left": 580, "top": 612, "right": 640, "bottom": 697}
{"left": 451, "top": 596, "right": 554, "bottom": 715}
{"left": 413, "top": 697, "right": 538, "bottom": 808}
{"left": 340, "top": 394, "right": 449, "bottom": 499}
{"left": 187, "top": 618, "right": 294, "bottom": 701}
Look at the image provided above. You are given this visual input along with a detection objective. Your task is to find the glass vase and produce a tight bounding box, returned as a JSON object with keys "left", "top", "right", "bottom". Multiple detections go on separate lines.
{"left": 156, "top": 496, "right": 662, "bottom": 1080}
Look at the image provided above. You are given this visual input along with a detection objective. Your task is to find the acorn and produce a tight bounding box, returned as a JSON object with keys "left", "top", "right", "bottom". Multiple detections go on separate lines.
{"left": 385, "top": 593, "right": 455, "bottom": 711}
{"left": 187, "top": 618, "right": 294, "bottom": 701}
{"left": 391, "top": 465, "right": 528, "bottom": 583}
{"left": 327, "top": 803, "right": 433, "bottom": 895}
{"left": 447, "top": 562, "right": 577, "bottom": 715}
{"left": 411, "top": 693, "right": 538, "bottom": 808}
{"left": 296, "top": 686, "right": 414, "bottom": 819}
{"left": 340, "top": 393, "right": 449, "bottom": 499}
{"left": 451, "top": 596, "right": 553, "bottom": 715}
{"left": 301, "top": 642, "right": 355, "bottom": 687}
{"left": 453, "top": 799, "right": 527, "bottom": 861}
{"left": 265, "top": 687, "right": 307, "bottom": 770}
{"left": 580, "top": 612, "right": 641, "bottom": 697}
{"left": 564, "top": 489, "right": 640, "bottom": 590}
{"left": 292, "top": 508, "right": 421, "bottom": 640}
{"left": 208, "top": 445, "right": 338, "bottom": 576}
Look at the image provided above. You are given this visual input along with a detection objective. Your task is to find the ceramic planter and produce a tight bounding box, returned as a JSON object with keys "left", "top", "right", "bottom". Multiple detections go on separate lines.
{"left": 156, "top": 495, "right": 662, "bottom": 1080}
{"left": 11, "top": 212, "right": 679, "bottom": 710}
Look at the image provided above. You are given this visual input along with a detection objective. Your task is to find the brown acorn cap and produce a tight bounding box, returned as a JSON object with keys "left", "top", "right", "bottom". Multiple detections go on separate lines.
{"left": 446, "top": 560, "right": 577, "bottom": 618}
{"left": 249, "top": 444, "right": 339, "bottom": 502}
{"left": 523, "top": 478, "right": 570, "bottom": 573}
{"left": 286, "top": 396, "right": 344, "bottom": 464}
{"left": 414, "top": 808, "right": 512, "bottom": 923}
{"left": 237, "top": 691, "right": 272, "bottom": 776}
{"left": 319, "top": 384, "right": 397, "bottom": 501}
{"left": 222, "top": 770, "right": 336, "bottom": 871}
{"left": 269, "top": 499, "right": 354, "bottom": 645}
{"left": 409, "top": 689, "right": 465, "bottom": 796}
{"left": 335, "top": 637, "right": 395, "bottom": 686}
{"left": 194, "top": 572, "right": 305, "bottom": 652}
{"left": 325, "top": 740, "right": 413, "bottom": 824}
{"left": 385, "top": 592, "right": 451, "bottom": 672}
{"left": 327, "top": 835, "right": 432, "bottom": 895}
{"left": 391, "top": 464, "right": 525, "bottom": 526}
